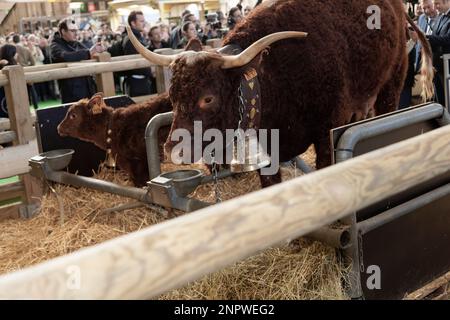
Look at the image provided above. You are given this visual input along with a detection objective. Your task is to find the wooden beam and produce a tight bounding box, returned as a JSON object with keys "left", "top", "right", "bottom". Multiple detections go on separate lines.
{"left": 110, "top": 54, "right": 142, "bottom": 62}
{"left": 3, "top": 65, "right": 34, "bottom": 144}
{"left": 132, "top": 94, "right": 158, "bottom": 103}
{"left": 0, "top": 139, "right": 38, "bottom": 179}
{"left": 0, "top": 203, "right": 21, "bottom": 222}
{"left": 0, "top": 130, "right": 16, "bottom": 144}
{"left": 2, "top": 65, "right": 41, "bottom": 212}
{"left": 404, "top": 270, "right": 450, "bottom": 300}
{"left": 0, "top": 181, "right": 24, "bottom": 203}
{"left": 0, "top": 115, "right": 36, "bottom": 132}
{"left": 25, "top": 59, "right": 153, "bottom": 84}
{"left": 22, "top": 62, "right": 68, "bottom": 73}
{"left": 0, "top": 74, "right": 8, "bottom": 86}
{"left": 0, "top": 118, "right": 10, "bottom": 131}
{"left": 94, "top": 52, "right": 116, "bottom": 97}
{"left": 155, "top": 66, "right": 171, "bottom": 93}
{"left": 20, "top": 173, "right": 42, "bottom": 212}
{"left": 0, "top": 125, "right": 450, "bottom": 299}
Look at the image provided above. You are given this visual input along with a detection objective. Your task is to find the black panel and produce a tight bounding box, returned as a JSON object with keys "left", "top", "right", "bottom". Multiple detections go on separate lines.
{"left": 36, "top": 95, "right": 135, "bottom": 176}
{"left": 331, "top": 104, "right": 450, "bottom": 299}
{"left": 361, "top": 195, "right": 450, "bottom": 299}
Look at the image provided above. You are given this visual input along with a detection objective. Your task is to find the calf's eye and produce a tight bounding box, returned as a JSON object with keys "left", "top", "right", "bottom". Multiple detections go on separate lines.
{"left": 70, "top": 113, "right": 76, "bottom": 120}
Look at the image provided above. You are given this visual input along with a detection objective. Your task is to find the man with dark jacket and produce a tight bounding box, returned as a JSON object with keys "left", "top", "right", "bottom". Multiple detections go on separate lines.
{"left": 51, "top": 18, "right": 105, "bottom": 104}
{"left": 426, "top": 0, "right": 450, "bottom": 104}
{"left": 148, "top": 26, "right": 170, "bottom": 51}
{"left": 122, "top": 11, "right": 155, "bottom": 96}
{"left": 416, "top": 0, "right": 438, "bottom": 70}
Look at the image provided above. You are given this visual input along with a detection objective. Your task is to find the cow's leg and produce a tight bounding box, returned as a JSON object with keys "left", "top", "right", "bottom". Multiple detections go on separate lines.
{"left": 129, "top": 159, "right": 150, "bottom": 187}
{"left": 259, "top": 169, "right": 282, "bottom": 188}
{"left": 314, "top": 134, "right": 332, "bottom": 169}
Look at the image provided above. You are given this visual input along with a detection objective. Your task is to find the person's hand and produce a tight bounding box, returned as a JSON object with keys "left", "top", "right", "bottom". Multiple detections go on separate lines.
{"left": 89, "top": 43, "right": 105, "bottom": 58}
{"left": 0, "top": 59, "right": 8, "bottom": 66}
{"left": 410, "top": 30, "right": 419, "bottom": 42}
{"left": 204, "top": 23, "right": 211, "bottom": 35}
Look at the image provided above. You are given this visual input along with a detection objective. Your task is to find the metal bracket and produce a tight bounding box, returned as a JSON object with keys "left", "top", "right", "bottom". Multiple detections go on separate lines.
{"left": 148, "top": 176, "right": 179, "bottom": 209}
{"left": 19, "top": 203, "right": 40, "bottom": 219}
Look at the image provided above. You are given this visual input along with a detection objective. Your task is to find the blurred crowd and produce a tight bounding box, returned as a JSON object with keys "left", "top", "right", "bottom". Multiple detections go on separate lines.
{"left": 0, "top": 1, "right": 259, "bottom": 113}
{"left": 401, "top": 0, "right": 450, "bottom": 108}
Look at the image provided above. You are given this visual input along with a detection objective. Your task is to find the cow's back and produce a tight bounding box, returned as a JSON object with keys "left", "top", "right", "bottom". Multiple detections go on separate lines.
{"left": 225, "top": 0, "right": 406, "bottom": 134}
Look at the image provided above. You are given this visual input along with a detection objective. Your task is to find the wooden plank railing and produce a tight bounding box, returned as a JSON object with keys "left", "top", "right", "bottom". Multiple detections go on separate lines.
{"left": 0, "top": 124, "right": 449, "bottom": 299}
{"left": 0, "top": 51, "right": 178, "bottom": 219}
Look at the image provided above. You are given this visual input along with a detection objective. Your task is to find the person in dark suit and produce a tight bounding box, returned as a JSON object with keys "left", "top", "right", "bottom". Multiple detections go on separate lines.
{"left": 51, "top": 18, "right": 105, "bottom": 104}
{"left": 122, "top": 10, "right": 155, "bottom": 97}
{"left": 427, "top": 0, "right": 450, "bottom": 105}
{"left": 400, "top": 32, "right": 418, "bottom": 109}
{"left": 416, "top": 0, "right": 438, "bottom": 72}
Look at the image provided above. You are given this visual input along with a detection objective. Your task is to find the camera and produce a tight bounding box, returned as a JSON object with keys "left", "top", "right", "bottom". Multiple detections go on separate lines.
{"left": 205, "top": 13, "right": 222, "bottom": 30}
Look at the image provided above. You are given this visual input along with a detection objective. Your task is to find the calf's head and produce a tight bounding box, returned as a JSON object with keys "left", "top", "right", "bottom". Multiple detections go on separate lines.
{"left": 57, "top": 93, "right": 111, "bottom": 145}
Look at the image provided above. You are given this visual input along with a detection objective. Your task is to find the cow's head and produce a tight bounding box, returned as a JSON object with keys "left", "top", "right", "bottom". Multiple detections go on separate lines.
{"left": 57, "top": 93, "right": 111, "bottom": 145}
{"left": 127, "top": 27, "right": 307, "bottom": 164}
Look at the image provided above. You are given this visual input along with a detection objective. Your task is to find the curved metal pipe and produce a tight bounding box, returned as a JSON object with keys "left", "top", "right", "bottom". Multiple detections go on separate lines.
{"left": 334, "top": 103, "right": 450, "bottom": 299}
{"left": 357, "top": 182, "right": 450, "bottom": 235}
{"left": 335, "top": 103, "right": 446, "bottom": 162}
{"left": 295, "top": 156, "right": 314, "bottom": 174}
{"left": 145, "top": 112, "right": 174, "bottom": 180}
{"left": 46, "top": 170, "right": 152, "bottom": 204}
{"left": 437, "top": 105, "right": 450, "bottom": 126}
{"left": 305, "top": 226, "right": 351, "bottom": 249}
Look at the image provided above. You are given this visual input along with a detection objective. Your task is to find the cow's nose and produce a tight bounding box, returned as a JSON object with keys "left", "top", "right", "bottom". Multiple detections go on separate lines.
{"left": 57, "top": 124, "right": 66, "bottom": 136}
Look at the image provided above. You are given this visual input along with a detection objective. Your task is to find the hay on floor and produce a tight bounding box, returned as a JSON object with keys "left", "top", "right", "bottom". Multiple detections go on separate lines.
{"left": 0, "top": 145, "right": 348, "bottom": 299}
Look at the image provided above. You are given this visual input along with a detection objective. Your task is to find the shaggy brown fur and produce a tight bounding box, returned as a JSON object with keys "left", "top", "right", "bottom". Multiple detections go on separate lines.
{"left": 163, "top": 0, "right": 432, "bottom": 187}
{"left": 57, "top": 93, "right": 172, "bottom": 186}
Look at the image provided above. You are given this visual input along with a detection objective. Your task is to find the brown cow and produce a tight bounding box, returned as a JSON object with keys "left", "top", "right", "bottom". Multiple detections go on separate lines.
{"left": 127, "top": 0, "right": 433, "bottom": 187}
{"left": 57, "top": 93, "right": 172, "bottom": 186}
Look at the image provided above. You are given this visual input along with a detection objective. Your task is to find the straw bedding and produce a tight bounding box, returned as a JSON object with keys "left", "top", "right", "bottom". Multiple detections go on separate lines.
{"left": 0, "top": 145, "right": 348, "bottom": 299}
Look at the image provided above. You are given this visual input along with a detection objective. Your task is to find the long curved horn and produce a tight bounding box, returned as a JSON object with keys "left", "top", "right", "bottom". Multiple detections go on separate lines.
{"left": 126, "top": 26, "right": 176, "bottom": 66}
{"left": 221, "top": 31, "right": 308, "bottom": 69}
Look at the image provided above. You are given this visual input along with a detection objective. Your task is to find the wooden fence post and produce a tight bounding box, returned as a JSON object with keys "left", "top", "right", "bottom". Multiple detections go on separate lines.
{"left": 154, "top": 48, "right": 174, "bottom": 94}
{"left": 3, "top": 65, "right": 42, "bottom": 218}
{"left": 95, "top": 52, "right": 116, "bottom": 97}
{"left": 155, "top": 66, "right": 172, "bottom": 94}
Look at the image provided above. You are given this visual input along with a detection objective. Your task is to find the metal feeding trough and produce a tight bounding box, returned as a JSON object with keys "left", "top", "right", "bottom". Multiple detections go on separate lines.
{"left": 32, "top": 149, "right": 74, "bottom": 171}
{"left": 29, "top": 149, "right": 212, "bottom": 213}
{"left": 159, "top": 170, "right": 203, "bottom": 197}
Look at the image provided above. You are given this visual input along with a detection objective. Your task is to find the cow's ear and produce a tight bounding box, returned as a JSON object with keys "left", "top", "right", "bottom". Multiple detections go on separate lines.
{"left": 87, "top": 92, "right": 105, "bottom": 115}
{"left": 233, "top": 50, "right": 266, "bottom": 77}
{"left": 185, "top": 39, "right": 203, "bottom": 52}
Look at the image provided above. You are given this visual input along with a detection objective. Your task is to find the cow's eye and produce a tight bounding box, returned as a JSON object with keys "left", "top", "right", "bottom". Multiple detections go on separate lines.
{"left": 198, "top": 95, "right": 218, "bottom": 111}
{"left": 204, "top": 96, "right": 214, "bottom": 104}
{"left": 70, "top": 113, "right": 76, "bottom": 120}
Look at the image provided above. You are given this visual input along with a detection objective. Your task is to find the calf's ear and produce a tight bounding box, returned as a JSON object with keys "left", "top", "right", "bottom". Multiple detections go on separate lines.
{"left": 87, "top": 92, "right": 105, "bottom": 115}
